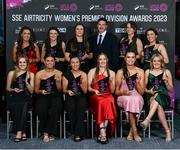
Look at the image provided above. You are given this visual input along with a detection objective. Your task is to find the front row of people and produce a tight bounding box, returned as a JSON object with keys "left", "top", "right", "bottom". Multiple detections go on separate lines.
{"left": 6, "top": 51, "right": 173, "bottom": 144}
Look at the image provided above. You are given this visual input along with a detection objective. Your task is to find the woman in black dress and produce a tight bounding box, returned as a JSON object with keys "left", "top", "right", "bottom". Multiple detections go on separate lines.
{"left": 35, "top": 54, "right": 63, "bottom": 142}
{"left": 65, "top": 23, "right": 92, "bottom": 73}
{"left": 6, "top": 55, "right": 34, "bottom": 142}
{"left": 41, "top": 27, "right": 66, "bottom": 72}
{"left": 63, "top": 56, "right": 88, "bottom": 142}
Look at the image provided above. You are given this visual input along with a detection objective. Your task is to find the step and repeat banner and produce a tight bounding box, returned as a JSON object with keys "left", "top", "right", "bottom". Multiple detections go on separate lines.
{"left": 6, "top": 0, "right": 175, "bottom": 73}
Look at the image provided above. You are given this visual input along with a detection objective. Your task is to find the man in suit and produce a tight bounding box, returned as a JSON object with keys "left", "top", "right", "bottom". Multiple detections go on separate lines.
{"left": 89, "top": 17, "right": 119, "bottom": 71}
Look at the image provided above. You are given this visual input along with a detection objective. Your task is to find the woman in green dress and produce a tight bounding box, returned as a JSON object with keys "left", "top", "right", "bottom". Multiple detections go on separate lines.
{"left": 142, "top": 28, "right": 169, "bottom": 70}
{"left": 140, "top": 54, "right": 173, "bottom": 143}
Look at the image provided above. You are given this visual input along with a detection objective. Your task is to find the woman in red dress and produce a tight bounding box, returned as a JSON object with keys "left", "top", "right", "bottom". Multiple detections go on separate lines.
{"left": 12, "top": 26, "right": 40, "bottom": 74}
{"left": 88, "top": 53, "right": 117, "bottom": 144}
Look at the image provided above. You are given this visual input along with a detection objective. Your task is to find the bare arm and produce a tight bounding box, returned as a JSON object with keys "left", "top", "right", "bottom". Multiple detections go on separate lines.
{"left": 33, "top": 43, "right": 40, "bottom": 63}
{"left": 6, "top": 71, "right": 15, "bottom": 92}
{"left": 88, "top": 68, "right": 100, "bottom": 95}
{"left": 55, "top": 71, "right": 62, "bottom": 92}
{"left": 135, "top": 69, "right": 144, "bottom": 95}
{"left": 163, "top": 69, "right": 173, "bottom": 91}
{"left": 65, "top": 52, "right": 70, "bottom": 62}
{"left": 12, "top": 43, "right": 18, "bottom": 63}
{"left": 41, "top": 44, "right": 46, "bottom": 63}
{"left": 109, "top": 70, "right": 115, "bottom": 93}
{"left": 115, "top": 70, "right": 123, "bottom": 96}
{"left": 62, "top": 76, "right": 75, "bottom": 96}
{"left": 25, "top": 72, "right": 34, "bottom": 94}
{"left": 80, "top": 72, "right": 88, "bottom": 94}
{"left": 159, "top": 44, "right": 169, "bottom": 64}
{"left": 34, "top": 72, "right": 42, "bottom": 94}
{"left": 136, "top": 38, "right": 143, "bottom": 59}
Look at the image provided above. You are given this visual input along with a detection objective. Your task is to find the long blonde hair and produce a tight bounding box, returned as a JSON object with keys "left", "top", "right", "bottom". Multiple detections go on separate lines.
{"left": 12, "top": 55, "right": 29, "bottom": 82}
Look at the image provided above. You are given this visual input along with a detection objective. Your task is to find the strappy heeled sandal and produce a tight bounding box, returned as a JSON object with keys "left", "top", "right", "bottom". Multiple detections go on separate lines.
{"left": 99, "top": 127, "right": 108, "bottom": 144}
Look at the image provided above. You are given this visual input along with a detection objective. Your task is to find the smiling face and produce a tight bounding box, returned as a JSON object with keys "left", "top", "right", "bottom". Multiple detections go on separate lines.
{"left": 125, "top": 52, "right": 136, "bottom": 66}
{"left": 98, "top": 54, "right": 108, "bottom": 68}
{"left": 152, "top": 56, "right": 162, "bottom": 69}
{"left": 49, "top": 29, "right": 58, "bottom": 42}
{"left": 146, "top": 30, "right": 157, "bottom": 44}
{"left": 97, "top": 20, "right": 107, "bottom": 33}
{"left": 75, "top": 25, "right": 84, "bottom": 37}
{"left": 126, "top": 23, "right": 136, "bottom": 36}
{"left": 22, "top": 29, "right": 31, "bottom": 42}
{"left": 18, "top": 57, "right": 28, "bottom": 70}
{"left": 45, "top": 56, "right": 55, "bottom": 69}
{"left": 70, "top": 57, "right": 80, "bottom": 71}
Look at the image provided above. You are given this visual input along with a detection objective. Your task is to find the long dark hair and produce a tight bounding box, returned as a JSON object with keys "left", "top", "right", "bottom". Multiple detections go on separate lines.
{"left": 94, "top": 53, "right": 110, "bottom": 80}
{"left": 121, "top": 21, "right": 138, "bottom": 44}
{"left": 45, "top": 26, "right": 63, "bottom": 50}
{"left": 145, "top": 28, "right": 159, "bottom": 45}
{"left": 70, "top": 23, "right": 90, "bottom": 53}
{"left": 16, "top": 26, "right": 35, "bottom": 56}
{"left": 122, "top": 50, "right": 137, "bottom": 79}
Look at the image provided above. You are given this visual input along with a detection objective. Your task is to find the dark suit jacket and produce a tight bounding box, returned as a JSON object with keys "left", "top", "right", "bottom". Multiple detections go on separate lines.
{"left": 89, "top": 32, "right": 119, "bottom": 71}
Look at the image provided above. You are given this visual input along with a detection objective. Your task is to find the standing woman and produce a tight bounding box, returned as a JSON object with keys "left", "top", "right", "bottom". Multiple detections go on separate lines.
{"left": 65, "top": 23, "right": 92, "bottom": 73}
{"left": 41, "top": 27, "right": 66, "bottom": 72}
{"left": 140, "top": 54, "right": 173, "bottom": 143}
{"left": 63, "top": 56, "right": 88, "bottom": 142}
{"left": 6, "top": 55, "right": 34, "bottom": 142}
{"left": 88, "top": 53, "right": 117, "bottom": 144}
{"left": 12, "top": 26, "right": 40, "bottom": 74}
{"left": 35, "top": 54, "right": 63, "bottom": 142}
{"left": 142, "top": 28, "right": 169, "bottom": 70}
{"left": 119, "top": 21, "right": 143, "bottom": 67}
{"left": 116, "top": 51, "right": 144, "bottom": 142}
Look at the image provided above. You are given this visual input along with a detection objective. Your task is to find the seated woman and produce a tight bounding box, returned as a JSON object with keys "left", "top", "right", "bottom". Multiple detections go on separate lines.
{"left": 140, "top": 54, "right": 173, "bottom": 143}
{"left": 63, "top": 56, "right": 88, "bottom": 142}
{"left": 35, "top": 54, "right": 63, "bottom": 142}
{"left": 116, "top": 50, "right": 144, "bottom": 142}
{"left": 6, "top": 55, "right": 34, "bottom": 142}
{"left": 88, "top": 53, "right": 117, "bottom": 144}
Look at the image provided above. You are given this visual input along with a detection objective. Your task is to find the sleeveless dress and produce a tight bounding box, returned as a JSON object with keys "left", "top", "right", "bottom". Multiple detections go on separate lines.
{"left": 19, "top": 45, "right": 38, "bottom": 73}
{"left": 40, "top": 75, "right": 58, "bottom": 94}
{"left": 66, "top": 38, "right": 91, "bottom": 73}
{"left": 63, "top": 70, "right": 87, "bottom": 136}
{"left": 7, "top": 72, "right": 31, "bottom": 133}
{"left": 36, "top": 74, "right": 62, "bottom": 136}
{"left": 143, "top": 45, "right": 161, "bottom": 70}
{"left": 45, "top": 43, "right": 66, "bottom": 72}
{"left": 117, "top": 73, "right": 144, "bottom": 120}
{"left": 63, "top": 70, "right": 83, "bottom": 95}
{"left": 89, "top": 74, "right": 117, "bottom": 136}
{"left": 146, "top": 72, "right": 170, "bottom": 109}
{"left": 119, "top": 37, "right": 141, "bottom": 67}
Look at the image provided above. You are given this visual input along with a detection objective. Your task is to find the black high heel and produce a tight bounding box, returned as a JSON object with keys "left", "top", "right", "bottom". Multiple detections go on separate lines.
{"left": 99, "top": 127, "right": 108, "bottom": 144}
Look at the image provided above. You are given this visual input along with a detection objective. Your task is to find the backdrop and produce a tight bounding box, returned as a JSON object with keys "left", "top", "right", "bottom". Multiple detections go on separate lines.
{"left": 6, "top": 0, "right": 175, "bottom": 75}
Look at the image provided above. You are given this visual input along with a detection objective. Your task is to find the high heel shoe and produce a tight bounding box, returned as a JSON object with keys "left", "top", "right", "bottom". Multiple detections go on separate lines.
{"left": 98, "top": 127, "right": 108, "bottom": 144}
{"left": 165, "top": 129, "right": 171, "bottom": 143}
{"left": 140, "top": 118, "right": 150, "bottom": 131}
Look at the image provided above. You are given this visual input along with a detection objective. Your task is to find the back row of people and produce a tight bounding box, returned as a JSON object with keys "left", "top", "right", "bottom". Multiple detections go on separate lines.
{"left": 12, "top": 18, "right": 169, "bottom": 74}
{"left": 6, "top": 51, "right": 173, "bottom": 144}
